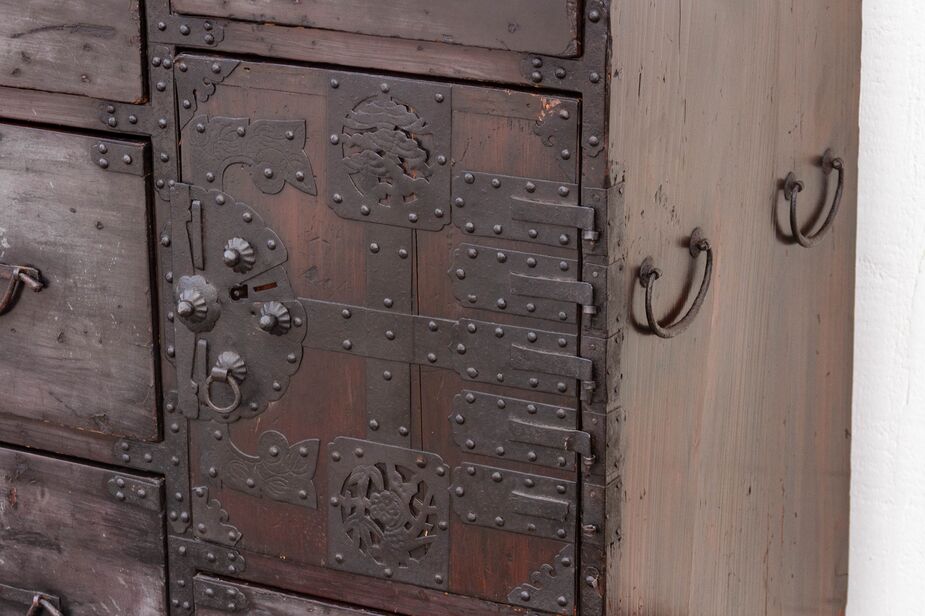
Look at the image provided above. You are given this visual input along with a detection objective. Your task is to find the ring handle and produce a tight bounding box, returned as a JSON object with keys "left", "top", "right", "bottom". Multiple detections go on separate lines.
{"left": 202, "top": 351, "right": 246, "bottom": 415}
{"left": 0, "top": 264, "right": 44, "bottom": 315}
{"left": 26, "top": 595, "right": 62, "bottom": 616}
{"left": 638, "top": 227, "right": 714, "bottom": 339}
{"left": 784, "top": 149, "right": 845, "bottom": 248}
{"left": 203, "top": 371, "right": 243, "bottom": 415}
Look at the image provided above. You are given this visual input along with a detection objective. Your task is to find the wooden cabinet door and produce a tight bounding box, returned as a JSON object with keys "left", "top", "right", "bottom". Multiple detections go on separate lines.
{"left": 169, "top": 54, "right": 603, "bottom": 615}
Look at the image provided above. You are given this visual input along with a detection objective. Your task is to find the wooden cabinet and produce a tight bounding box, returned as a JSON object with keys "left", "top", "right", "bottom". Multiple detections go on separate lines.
{"left": 0, "top": 1, "right": 859, "bottom": 614}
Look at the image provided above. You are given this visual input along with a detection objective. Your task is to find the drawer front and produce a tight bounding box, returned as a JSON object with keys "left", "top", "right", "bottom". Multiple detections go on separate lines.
{"left": 0, "top": 447, "right": 167, "bottom": 614}
{"left": 195, "top": 576, "right": 388, "bottom": 615}
{"left": 0, "top": 124, "right": 158, "bottom": 440}
{"left": 171, "top": 0, "right": 581, "bottom": 57}
{"left": 0, "top": 1, "right": 144, "bottom": 102}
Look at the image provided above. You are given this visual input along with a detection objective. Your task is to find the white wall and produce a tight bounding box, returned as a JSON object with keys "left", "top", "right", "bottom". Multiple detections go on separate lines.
{"left": 849, "top": 1, "right": 925, "bottom": 612}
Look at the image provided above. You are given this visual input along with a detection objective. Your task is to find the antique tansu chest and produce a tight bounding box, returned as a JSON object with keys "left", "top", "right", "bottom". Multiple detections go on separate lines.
{"left": 0, "top": 1, "right": 859, "bottom": 615}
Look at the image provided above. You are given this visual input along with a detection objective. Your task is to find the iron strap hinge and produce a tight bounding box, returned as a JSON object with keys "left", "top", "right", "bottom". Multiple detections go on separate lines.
{"left": 301, "top": 299, "right": 595, "bottom": 399}
{"left": 510, "top": 197, "right": 600, "bottom": 243}
{"left": 450, "top": 390, "right": 595, "bottom": 472}
{"left": 509, "top": 273, "right": 597, "bottom": 316}
{"left": 452, "top": 171, "right": 601, "bottom": 249}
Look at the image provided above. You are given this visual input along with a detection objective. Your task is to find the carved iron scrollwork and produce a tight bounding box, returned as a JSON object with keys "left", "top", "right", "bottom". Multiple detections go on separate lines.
{"left": 187, "top": 116, "right": 317, "bottom": 196}
{"left": 204, "top": 427, "right": 320, "bottom": 509}
{"left": 170, "top": 184, "right": 306, "bottom": 421}
{"left": 174, "top": 57, "right": 240, "bottom": 129}
{"left": 327, "top": 438, "right": 450, "bottom": 590}
{"left": 508, "top": 545, "right": 576, "bottom": 615}
{"left": 191, "top": 486, "right": 242, "bottom": 547}
{"left": 326, "top": 72, "right": 452, "bottom": 230}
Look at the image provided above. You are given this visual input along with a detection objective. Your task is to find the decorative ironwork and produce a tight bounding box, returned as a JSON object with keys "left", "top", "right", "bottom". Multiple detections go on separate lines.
{"left": 205, "top": 427, "right": 320, "bottom": 508}
{"left": 327, "top": 438, "right": 450, "bottom": 589}
{"left": 299, "top": 299, "right": 597, "bottom": 399}
{"left": 168, "top": 536, "right": 246, "bottom": 614}
{"left": 452, "top": 171, "right": 599, "bottom": 248}
{"left": 107, "top": 475, "right": 162, "bottom": 512}
{"left": 174, "top": 57, "right": 240, "bottom": 129}
{"left": 449, "top": 390, "right": 593, "bottom": 472}
{"left": 170, "top": 184, "right": 306, "bottom": 421}
{"left": 192, "top": 486, "right": 242, "bottom": 546}
{"left": 508, "top": 545, "right": 576, "bottom": 615}
{"left": 450, "top": 463, "right": 576, "bottom": 541}
{"left": 327, "top": 73, "right": 451, "bottom": 229}
{"left": 193, "top": 578, "right": 248, "bottom": 613}
{"left": 187, "top": 116, "right": 317, "bottom": 195}
{"left": 450, "top": 243, "right": 601, "bottom": 323}
{"left": 89, "top": 139, "right": 145, "bottom": 176}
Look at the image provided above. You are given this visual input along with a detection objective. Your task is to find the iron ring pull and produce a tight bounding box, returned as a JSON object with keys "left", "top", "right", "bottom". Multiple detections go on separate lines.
{"left": 784, "top": 149, "right": 845, "bottom": 248}
{"left": 203, "top": 367, "right": 243, "bottom": 415}
{"left": 638, "top": 227, "right": 714, "bottom": 339}
{"left": 25, "top": 595, "right": 62, "bottom": 616}
{"left": 0, "top": 264, "right": 44, "bottom": 315}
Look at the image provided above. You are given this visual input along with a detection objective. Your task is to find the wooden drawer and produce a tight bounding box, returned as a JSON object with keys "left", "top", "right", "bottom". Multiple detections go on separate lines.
{"left": 194, "top": 576, "right": 389, "bottom": 615}
{"left": 170, "top": 0, "right": 581, "bottom": 57}
{"left": 0, "top": 124, "right": 158, "bottom": 441}
{"left": 0, "top": 0, "right": 144, "bottom": 102}
{"left": 0, "top": 446, "right": 167, "bottom": 614}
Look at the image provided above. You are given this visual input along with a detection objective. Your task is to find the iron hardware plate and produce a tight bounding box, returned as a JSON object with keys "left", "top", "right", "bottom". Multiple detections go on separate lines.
{"left": 171, "top": 184, "right": 306, "bottom": 421}
{"left": 107, "top": 474, "right": 163, "bottom": 512}
{"left": 168, "top": 536, "right": 246, "bottom": 614}
{"left": 450, "top": 463, "right": 576, "bottom": 542}
{"left": 452, "top": 171, "right": 599, "bottom": 248}
{"left": 507, "top": 545, "right": 576, "bottom": 615}
{"left": 300, "top": 299, "right": 594, "bottom": 398}
{"left": 450, "top": 243, "right": 598, "bottom": 323}
{"left": 191, "top": 486, "right": 243, "bottom": 546}
{"left": 89, "top": 139, "right": 146, "bottom": 176}
{"left": 203, "top": 426, "right": 320, "bottom": 509}
{"left": 449, "top": 390, "right": 591, "bottom": 472}
{"left": 327, "top": 438, "right": 451, "bottom": 590}
{"left": 174, "top": 57, "right": 240, "bottom": 130}
{"left": 326, "top": 71, "right": 452, "bottom": 230}
{"left": 187, "top": 116, "right": 317, "bottom": 196}
{"left": 193, "top": 577, "right": 248, "bottom": 613}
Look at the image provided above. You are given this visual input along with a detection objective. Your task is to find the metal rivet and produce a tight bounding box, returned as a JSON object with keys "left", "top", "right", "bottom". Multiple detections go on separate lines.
{"left": 342, "top": 340, "right": 352, "bottom": 350}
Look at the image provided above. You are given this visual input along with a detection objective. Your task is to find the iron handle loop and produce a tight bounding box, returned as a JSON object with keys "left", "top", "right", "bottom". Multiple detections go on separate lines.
{"left": 785, "top": 149, "right": 845, "bottom": 248}
{"left": 203, "top": 369, "right": 243, "bottom": 415}
{"left": 25, "top": 595, "right": 62, "bottom": 616}
{"left": 0, "top": 264, "right": 44, "bottom": 315}
{"left": 638, "top": 227, "right": 714, "bottom": 339}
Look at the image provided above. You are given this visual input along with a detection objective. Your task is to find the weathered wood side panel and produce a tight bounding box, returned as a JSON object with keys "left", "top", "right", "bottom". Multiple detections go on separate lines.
{"left": 0, "top": 124, "right": 158, "bottom": 440}
{"left": 195, "top": 575, "right": 388, "bottom": 615}
{"left": 171, "top": 0, "right": 581, "bottom": 57}
{"left": 607, "top": 2, "right": 858, "bottom": 614}
{"left": 0, "top": 447, "right": 167, "bottom": 614}
{"left": 0, "top": 0, "right": 144, "bottom": 102}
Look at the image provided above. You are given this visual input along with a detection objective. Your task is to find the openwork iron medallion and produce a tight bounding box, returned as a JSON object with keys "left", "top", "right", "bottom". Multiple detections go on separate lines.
{"left": 327, "top": 438, "right": 450, "bottom": 589}
{"left": 326, "top": 73, "right": 451, "bottom": 230}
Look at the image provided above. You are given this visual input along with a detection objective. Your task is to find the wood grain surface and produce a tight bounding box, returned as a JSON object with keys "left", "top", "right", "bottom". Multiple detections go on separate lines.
{"left": 0, "top": 0, "right": 144, "bottom": 102}
{"left": 607, "top": 2, "right": 859, "bottom": 614}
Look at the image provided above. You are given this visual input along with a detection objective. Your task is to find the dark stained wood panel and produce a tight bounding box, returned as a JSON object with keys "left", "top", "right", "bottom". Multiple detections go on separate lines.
{"left": 0, "top": 124, "right": 158, "bottom": 440}
{"left": 607, "top": 2, "right": 858, "bottom": 614}
{"left": 0, "top": 0, "right": 144, "bottom": 102}
{"left": 171, "top": 0, "right": 581, "bottom": 57}
{"left": 0, "top": 447, "right": 167, "bottom": 614}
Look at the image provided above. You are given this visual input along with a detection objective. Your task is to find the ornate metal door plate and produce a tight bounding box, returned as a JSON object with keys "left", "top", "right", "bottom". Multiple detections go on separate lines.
{"left": 327, "top": 438, "right": 451, "bottom": 590}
